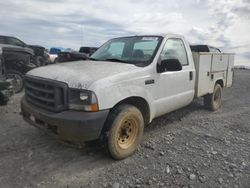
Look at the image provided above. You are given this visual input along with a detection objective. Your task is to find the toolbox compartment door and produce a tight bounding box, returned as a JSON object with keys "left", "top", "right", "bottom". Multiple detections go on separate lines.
{"left": 211, "top": 54, "right": 229, "bottom": 72}
{"left": 226, "top": 54, "right": 234, "bottom": 87}
{"left": 193, "top": 52, "right": 235, "bottom": 98}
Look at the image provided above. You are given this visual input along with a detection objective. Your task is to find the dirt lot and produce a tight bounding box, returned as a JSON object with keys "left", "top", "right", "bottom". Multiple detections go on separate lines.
{"left": 0, "top": 69, "right": 249, "bottom": 188}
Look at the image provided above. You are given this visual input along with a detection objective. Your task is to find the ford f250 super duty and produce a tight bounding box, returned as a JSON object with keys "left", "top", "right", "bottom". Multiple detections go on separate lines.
{"left": 21, "top": 34, "right": 234, "bottom": 160}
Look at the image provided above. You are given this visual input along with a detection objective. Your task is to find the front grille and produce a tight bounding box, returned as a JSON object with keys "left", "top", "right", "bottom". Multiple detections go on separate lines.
{"left": 24, "top": 75, "right": 68, "bottom": 112}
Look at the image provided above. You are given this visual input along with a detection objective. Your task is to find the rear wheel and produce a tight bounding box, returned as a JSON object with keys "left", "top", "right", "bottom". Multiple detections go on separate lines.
{"left": 106, "top": 104, "right": 144, "bottom": 160}
{"left": 204, "top": 83, "right": 222, "bottom": 111}
{"left": 6, "top": 70, "right": 23, "bottom": 93}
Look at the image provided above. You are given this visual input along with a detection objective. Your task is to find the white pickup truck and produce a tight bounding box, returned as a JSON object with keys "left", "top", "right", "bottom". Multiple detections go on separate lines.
{"left": 21, "top": 34, "right": 234, "bottom": 159}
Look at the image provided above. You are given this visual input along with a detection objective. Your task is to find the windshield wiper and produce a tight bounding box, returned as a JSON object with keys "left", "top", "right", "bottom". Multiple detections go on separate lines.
{"left": 103, "top": 58, "right": 128, "bottom": 63}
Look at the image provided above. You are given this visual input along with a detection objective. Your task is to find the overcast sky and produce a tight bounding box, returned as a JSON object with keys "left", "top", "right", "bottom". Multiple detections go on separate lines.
{"left": 0, "top": 0, "right": 249, "bottom": 64}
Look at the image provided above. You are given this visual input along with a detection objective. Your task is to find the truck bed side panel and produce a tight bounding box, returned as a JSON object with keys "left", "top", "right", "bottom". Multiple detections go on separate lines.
{"left": 193, "top": 52, "right": 234, "bottom": 98}
{"left": 211, "top": 54, "right": 229, "bottom": 72}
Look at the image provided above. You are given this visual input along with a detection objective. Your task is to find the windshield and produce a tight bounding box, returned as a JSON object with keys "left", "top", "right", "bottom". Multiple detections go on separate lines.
{"left": 91, "top": 36, "right": 163, "bottom": 66}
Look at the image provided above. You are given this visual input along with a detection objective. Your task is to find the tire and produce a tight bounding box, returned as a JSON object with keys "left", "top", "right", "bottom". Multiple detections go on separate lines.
{"left": 106, "top": 104, "right": 144, "bottom": 160}
{"left": 204, "top": 84, "right": 222, "bottom": 111}
{"left": 34, "top": 56, "right": 45, "bottom": 66}
{"left": 54, "top": 58, "right": 58, "bottom": 63}
{"left": 0, "top": 92, "right": 8, "bottom": 105}
{"left": 6, "top": 70, "right": 24, "bottom": 93}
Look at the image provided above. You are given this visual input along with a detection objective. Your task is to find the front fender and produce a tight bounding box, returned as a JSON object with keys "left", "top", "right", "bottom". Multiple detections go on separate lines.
{"left": 92, "top": 83, "right": 156, "bottom": 122}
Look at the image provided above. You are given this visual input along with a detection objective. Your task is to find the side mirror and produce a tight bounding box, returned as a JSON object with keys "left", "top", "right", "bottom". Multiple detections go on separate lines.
{"left": 157, "top": 59, "right": 182, "bottom": 73}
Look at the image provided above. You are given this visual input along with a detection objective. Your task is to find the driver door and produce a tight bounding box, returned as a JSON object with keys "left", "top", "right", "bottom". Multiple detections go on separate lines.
{"left": 154, "top": 38, "right": 195, "bottom": 117}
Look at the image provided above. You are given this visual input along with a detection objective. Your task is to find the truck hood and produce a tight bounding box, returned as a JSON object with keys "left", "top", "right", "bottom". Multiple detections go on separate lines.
{"left": 0, "top": 44, "right": 34, "bottom": 55}
{"left": 27, "top": 60, "right": 138, "bottom": 89}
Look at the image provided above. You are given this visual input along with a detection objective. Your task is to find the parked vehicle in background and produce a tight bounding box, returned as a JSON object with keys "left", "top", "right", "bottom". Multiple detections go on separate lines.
{"left": 48, "top": 47, "right": 65, "bottom": 63}
{"left": 79, "top": 47, "right": 98, "bottom": 56}
{"left": 0, "top": 44, "right": 13, "bottom": 105}
{"left": 28, "top": 45, "right": 49, "bottom": 66}
{"left": 21, "top": 34, "right": 234, "bottom": 160}
{"left": 0, "top": 35, "right": 49, "bottom": 66}
{"left": 2, "top": 44, "right": 34, "bottom": 93}
{"left": 190, "top": 45, "right": 221, "bottom": 53}
{"left": 58, "top": 46, "right": 98, "bottom": 62}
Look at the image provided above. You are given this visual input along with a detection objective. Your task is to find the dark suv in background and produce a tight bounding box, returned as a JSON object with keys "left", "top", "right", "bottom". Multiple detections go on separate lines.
{"left": 0, "top": 36, "right": 49, "bottom": 66}
{"left": 58, "top": 46, "right": 98, "bottom": 62}
{"left": 0, "top": 42, "right": 35, "bottom": 93}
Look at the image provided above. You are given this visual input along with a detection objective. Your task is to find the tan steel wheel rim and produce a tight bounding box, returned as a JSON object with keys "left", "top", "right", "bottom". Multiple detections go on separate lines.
{"left": 117, "top": 117, "right": 139, "bottom": 150}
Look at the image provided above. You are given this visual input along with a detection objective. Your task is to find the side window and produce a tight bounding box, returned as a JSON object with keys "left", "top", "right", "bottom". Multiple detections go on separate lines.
{"left": 107, "top": 42, "right": 125, "bottom": 58}
{"left": 160, "top": 38, "right": 188, "bottom": 66}
{"left": 7, "top": 37, "right": 25, "bottom": 47}
{"left": 0, "top": 37, "right": 7, "bottom": 44}
{"left": 133, "top": 40, "right": 158, "bottom": 60}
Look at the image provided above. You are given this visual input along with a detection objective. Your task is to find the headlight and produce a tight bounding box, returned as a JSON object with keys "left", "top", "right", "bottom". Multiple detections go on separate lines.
{"left": 69, "top": 89, "right": 99, "bottom": 112}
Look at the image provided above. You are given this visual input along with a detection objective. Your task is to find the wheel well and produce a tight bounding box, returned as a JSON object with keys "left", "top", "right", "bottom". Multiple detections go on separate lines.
{"left": 114, "top": 97, "right": 150, "bottom": 125}
{"left": 216, "top": 79, "right": 224, "bottom": 88}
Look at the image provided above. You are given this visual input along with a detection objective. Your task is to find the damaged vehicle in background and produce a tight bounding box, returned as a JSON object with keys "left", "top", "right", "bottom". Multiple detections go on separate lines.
{"left": 0, "top": 35, "right": 49, "bottom": 66}
{"left": 21, "top": 34, "right": 234, "bottom": 160}
{"left": 0, "top": 44, "right": 13, "bottom": 105}
{"left": 57, "top": 46, "right": 98, "bottom": 63}
{"left": 47, "top": 47, "right": 65, "bottom": 64}
{"left": 3, "top": 44, "right": 35, "bottom": 93}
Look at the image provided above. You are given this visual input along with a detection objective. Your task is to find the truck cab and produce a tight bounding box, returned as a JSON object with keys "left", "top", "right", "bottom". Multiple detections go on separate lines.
{"left": 21, "top": 34, "right": 234, "bottom": 159}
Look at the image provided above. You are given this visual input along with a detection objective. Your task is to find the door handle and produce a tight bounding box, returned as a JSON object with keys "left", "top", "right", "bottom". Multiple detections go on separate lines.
{"left": 189, "top": 71, "right": 193, "bottom": 80}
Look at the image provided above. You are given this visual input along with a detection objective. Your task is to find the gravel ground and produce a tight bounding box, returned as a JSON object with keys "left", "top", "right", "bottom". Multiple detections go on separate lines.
{"left": 0, "top": 69, "right": 249, "bottom": 188}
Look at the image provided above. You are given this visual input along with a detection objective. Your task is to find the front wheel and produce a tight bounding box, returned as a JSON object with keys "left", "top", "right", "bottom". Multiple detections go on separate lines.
{"left": 34, "top": 56, "right": 45, "bottom": 66}
{"left": 204, "top": 83, "right": 222, "bottom": 111}
{"left": 6, "top": 70, "right": 24, "bottom": 93}
{"left": 106, "top": 105, "right": 144, "bottom": 160}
